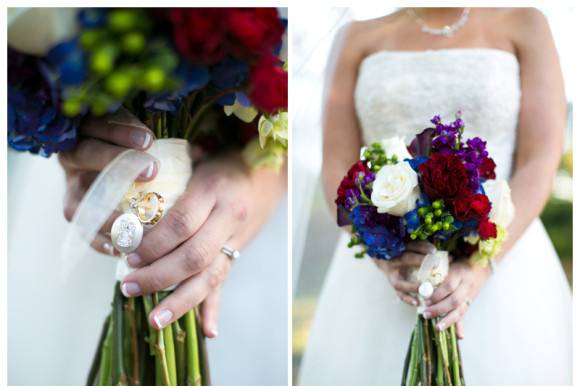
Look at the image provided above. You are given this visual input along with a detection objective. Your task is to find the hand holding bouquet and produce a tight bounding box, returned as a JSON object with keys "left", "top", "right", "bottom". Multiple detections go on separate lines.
{"left": 335, "top": 113, "right": 514, "bottom": 385}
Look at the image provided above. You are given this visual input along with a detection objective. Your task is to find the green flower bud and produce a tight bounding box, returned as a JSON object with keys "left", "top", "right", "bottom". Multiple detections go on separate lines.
{"left": 108, "top": 9, "right": 138, "bottom": 32}
{"left": 122, "top": 31, "right": 145, "bottom": 54}
{"left": 143, "top": 67, "right": 166, "bottom": 91}
{"left": 91, "top": 45, "right": 118, "bottom": 75}
{"left": 105, "top": 71, "right": 133, "bottom": 99}
{"left": 80, "top": 30, "right": 106, "bottom": 49}
{"left": 62, "top": 98, "right": 83, "bottom": 117}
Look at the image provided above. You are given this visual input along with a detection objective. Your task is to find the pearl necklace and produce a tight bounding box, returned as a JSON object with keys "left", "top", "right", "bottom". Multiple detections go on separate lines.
{"left": 407, "top": 8, "right": 471, "bottom": 38}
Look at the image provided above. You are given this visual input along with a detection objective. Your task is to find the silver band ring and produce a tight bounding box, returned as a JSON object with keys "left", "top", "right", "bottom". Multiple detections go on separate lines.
{"left": 221, "top": 245, "right": 240, "bottom": 260}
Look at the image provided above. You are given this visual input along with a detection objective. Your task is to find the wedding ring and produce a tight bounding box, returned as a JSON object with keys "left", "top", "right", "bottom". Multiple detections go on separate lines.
{"left": 221, "top": 245, "right": 240, "bottom": 260}
{"left": 111, "top": 213, "right": 144, "bottom": 254}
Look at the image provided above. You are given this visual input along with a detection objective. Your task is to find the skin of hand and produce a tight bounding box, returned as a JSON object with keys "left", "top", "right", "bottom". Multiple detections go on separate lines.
{"left": 60, "top": 112, "right": 287, "bottom": 337}
{"left": 321, "top": 8, "right": 566, "bottom": 338}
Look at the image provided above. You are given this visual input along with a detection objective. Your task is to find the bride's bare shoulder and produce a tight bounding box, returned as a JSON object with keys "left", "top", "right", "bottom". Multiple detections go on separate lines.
{"left": 339, "top": 10, "right": 404, "bottom": 58}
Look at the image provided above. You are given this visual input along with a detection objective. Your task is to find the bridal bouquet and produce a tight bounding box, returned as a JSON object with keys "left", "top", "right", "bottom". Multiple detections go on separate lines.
{"left": 335, "top": 114, "right": 514, "bottom": 386}
{"left": 8, "top": 8, "right": 287, "bottom": 386}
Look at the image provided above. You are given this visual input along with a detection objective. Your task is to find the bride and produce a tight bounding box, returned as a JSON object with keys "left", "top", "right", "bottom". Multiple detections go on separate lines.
{"left": 298, "top": 7, "right": 571, "bottom": 385}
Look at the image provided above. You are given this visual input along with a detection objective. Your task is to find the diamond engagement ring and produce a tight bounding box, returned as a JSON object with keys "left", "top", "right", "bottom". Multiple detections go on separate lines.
{"left": 221, "top": 245, "right": 240, "bottom": 260}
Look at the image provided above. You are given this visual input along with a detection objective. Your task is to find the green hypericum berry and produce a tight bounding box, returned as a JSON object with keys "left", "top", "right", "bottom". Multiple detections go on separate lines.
{"left": 80, "top": 30, "right": 106, "bottom": 49}
{"left": 105, "top": 71, "right": 133, "bottom": 98}
{"left": 434, "top": 209, "right": 443, "bottom": 217}
{"left": 432, "top": 200, "right": 443, "bottom": 209}
{"left": 419, "top": 233, "right": 428, "bottom": 240}
{"left": 418, "top": 207, "right": 428, "bottom": 217}
{"left": 442, "top": 222, "right": 450, "bottom": 230}
{"left": 122, "top": 31, "right": 145, "bottom": 54}
{"left": 425, "top": 217, "right": 432, "bottom": 225}
{"left": 62, "top": 98, "right": 83, "bottom": 117}
{"left": 444, "top": 216, "right": 454, "bottom": 224}
{"left": 143, "top": 67, "right": 166, "bottom": 90}
{"left": 410, "top": 233, "right": 417, "bottom": 240}
{"left": 91, "top": 46, "right": 118, "bottom": 74}
{"left": 108, "top": 9, "right": 138, "bottom": 32}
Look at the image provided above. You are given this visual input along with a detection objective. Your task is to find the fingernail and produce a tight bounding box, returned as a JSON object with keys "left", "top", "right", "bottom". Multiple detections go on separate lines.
{"left": 208, "top": 328, "right": 218, "bottom": 338}
{"left": 108, "top": 109, "right": 149, "bottom": 130}
{"left": 412, "top": 299, "right": 418, "bottom": 306}
{"left": 103, "top": 242, "right": 114, "bottom": 255}
{"left": 127, "top": 253, "right": 142, "bottom": 268}
{"left": 437, "top": 322, "right": 445, "bottom": 331}
{"left": 139, "top": 162, "right": 156, "bottom": 179}
{"left": 423, "top": 311, "right": 432, "bottom": 319}
{"left": 121, "top": 282, "right": 141, "bottom": 297}
{"left": 153, "top": 309, "right": 173, "bottom": 329}
{"left": 129, "top": 129, "right": 152, "bottom": 149}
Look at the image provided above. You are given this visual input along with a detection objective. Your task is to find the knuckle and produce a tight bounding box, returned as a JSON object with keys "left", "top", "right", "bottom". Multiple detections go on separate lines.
{"left": 204, "top": 175, "right": 226, "bottom": 194}
{"left": 450, "top": 296, "right": 461, "bottom": 308}
{"left": 147, "top": 273, "right": 165, "bottom": 293}
{"left": 183, "top": 242, "right": 212, "bottom": 273}
{"left": 230, "top": 200, "right": 248, "bottom": 222}
{"left": 206, "top": 267, "right": 225, "bottom": 289}
{"left": 167, "top": 207, "right": 194, "bottom": 238}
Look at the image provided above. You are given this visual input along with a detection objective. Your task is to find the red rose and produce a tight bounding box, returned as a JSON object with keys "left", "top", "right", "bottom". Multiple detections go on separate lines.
{"left": 336, "top": 161, "right": 370, "bottom": 206}
{"left": 249, "top": 54, "right": 287, "bottom": 113}
{"left": 479, "top": 217, "right": 498, "bottom": 239}
{"left": 452, "top": 194, "right": 491, "bottom": 221}
{"left": 227, "top": 8, "right": 284, "bottom": 59}
{"left": 418, "top": 154, "right": 472, "bottom": 202}
{"left": 170, "top": 8, "right": 229, "bottom": 64}
{"left": 479, "top": 157, "right": 496, "bottom": 180}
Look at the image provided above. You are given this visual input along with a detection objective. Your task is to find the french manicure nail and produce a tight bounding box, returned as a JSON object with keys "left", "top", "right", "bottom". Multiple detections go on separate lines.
{"left": 139, "top": 162, "right": 156, "bottom": 179}
{"left": 103, "top": 242, "right": 114, "bottom": 255}
{"left": 412, "top": 299, "right": 418, "bottom": 306}
{"left": 437, "top": 322, "right": 445, "bottom": 331}
{"left": 153, "top": 309, "right": 173, "bottom": 329}
{"left": 121, "top": 282, "right": 142, "bottom": 297}
{"left": 127, "top": 253, "right": 142, "bottom": 268}
{"left": 209, "top": 328, "right": 219, "bottom": 338}
{"left": 129, "top": 129, "right": 152, "bottom": 149}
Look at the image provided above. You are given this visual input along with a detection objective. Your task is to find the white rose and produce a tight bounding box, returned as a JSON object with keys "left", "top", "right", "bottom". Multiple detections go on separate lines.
{"left": 482, "top": 179, "right": 515, "bottom": 228}
{"left": 8, "top": 8, "right": 78, "bottom": 55}
{"left": 381, "top": 136, "right": 412, "bottom": 160}
{"left": 371, "top": 162, "right": 420, "bottom": 216}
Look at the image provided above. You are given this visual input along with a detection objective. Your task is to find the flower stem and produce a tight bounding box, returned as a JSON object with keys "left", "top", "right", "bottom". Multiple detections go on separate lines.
{"left": 98, "top": 317, "right": 114, "bottom": 386}
{"left": 113, "top": 285, "right": 128, "bottom": 386}
{"left": 126, "top": 298, "right": 140, "bottom": 385}
{"left": 448, "top": 325, "right": 462, "bottom": 386}
{"left": 185, "top": 309, "right": 202, "bottom": 386}
{"left": 163, "top": 322, "right": 178, "bottom": 386}
{"left": 174, "top": 321, "right": 186, "bottom": 386}
{"left": 152, "top": 294, "right": 171, "bottom": 386}
{"left": 407, "top": 321, "right": 420, "bottom": 386}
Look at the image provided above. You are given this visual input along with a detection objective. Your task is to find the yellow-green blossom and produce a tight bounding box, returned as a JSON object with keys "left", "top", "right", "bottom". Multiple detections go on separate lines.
{"left": 470, "top": 226, "right": 508, "bottom": 266}
{"left": 224, "top": 100, "right": 258, "bottom": 123}
{"left": 258, "top": 111, "right": 288, "bottom": 149}
{"left": 242, "top": 137, "right": 286, "bottom": 172}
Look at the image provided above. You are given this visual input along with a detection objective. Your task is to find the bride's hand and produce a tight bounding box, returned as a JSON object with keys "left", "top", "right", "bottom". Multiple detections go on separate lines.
{"left": 374, "top": 242, "right": 436, "bottom": 306}
{"left": 120, "top": 154, "right": 260, "bottom": 337}
{"left": 59, "top": 114, "right": 159, "bottom": 254}
{"left": 422, "top": 260, "right": 491, "bottom": 338}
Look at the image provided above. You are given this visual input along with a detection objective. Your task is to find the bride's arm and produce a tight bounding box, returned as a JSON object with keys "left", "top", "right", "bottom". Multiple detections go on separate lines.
{"left": 424, "top": 8, "right": 566, "bottom": 334}
{"left": 495, "top": 8, "right": 566, "bottom": 263}
{"left": 321, "top": 23, "right": 364, "bottom": 209}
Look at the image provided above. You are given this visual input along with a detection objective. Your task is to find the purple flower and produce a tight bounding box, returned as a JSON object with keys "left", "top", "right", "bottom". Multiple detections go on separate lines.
{"left": 456, "top": 137, "right": 488, "bottom": 190}
{"left": 431, "top": 114, "right": 465, "bottom": 152}
{"left": 8, "top": 49, "right": 79, "bottom": 157}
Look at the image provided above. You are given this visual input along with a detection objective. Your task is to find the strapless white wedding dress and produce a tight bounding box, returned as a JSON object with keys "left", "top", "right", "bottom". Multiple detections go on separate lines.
{"left": 298, "top": 48, "right": 571, "bottom": 385}
{"left": 8, "top": 156, "right": 287, "bottom": 385}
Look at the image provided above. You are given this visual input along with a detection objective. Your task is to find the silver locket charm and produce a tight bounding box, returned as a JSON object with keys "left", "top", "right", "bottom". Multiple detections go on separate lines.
{"left": 111, "top": 213, "right": 144, "bottom": 254}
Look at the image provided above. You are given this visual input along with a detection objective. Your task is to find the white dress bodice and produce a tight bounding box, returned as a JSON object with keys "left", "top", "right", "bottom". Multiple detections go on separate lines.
{"left": 355, "top": 48, "right": 521, "bottom": 180}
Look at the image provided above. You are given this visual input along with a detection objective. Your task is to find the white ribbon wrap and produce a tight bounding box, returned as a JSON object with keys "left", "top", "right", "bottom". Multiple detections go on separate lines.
{"left": 61, "top": 139, "right": 193, "bottom": 282}
{"left": 409, "top": 249, "right": 449, "bottom": 313}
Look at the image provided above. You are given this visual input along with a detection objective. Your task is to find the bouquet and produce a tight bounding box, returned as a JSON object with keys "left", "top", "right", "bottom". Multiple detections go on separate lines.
{"left": 335, "top": 113, "right": 514, "bottom": 386}
{"left": 8, "top": 8, "right": 288, "bottom": 386}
